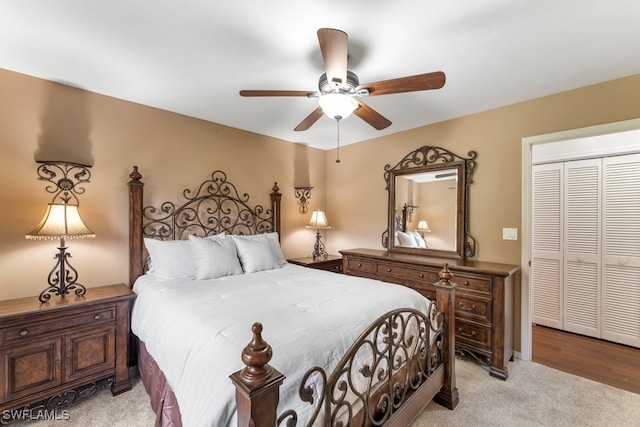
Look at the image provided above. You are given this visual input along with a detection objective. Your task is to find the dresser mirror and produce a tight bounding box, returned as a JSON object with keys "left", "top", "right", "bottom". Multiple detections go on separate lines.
{"left": 383, "top": 146, "right": 477, "bottom": 259}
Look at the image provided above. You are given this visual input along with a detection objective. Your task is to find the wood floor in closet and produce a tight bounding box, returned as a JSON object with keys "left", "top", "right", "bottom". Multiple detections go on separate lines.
{"left": 532, "top": 324, "right": 640, "bottom": 394}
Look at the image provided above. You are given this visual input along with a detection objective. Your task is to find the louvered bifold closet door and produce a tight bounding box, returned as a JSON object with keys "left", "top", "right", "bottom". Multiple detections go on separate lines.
{"left": 602, "top": 153, "right": 640, "bottom": 348}
{"left": 532, "top": 163, "right": 563, "bottom": 328}
{"left": 563, "top": 159, "right": 601, "bottom": 337}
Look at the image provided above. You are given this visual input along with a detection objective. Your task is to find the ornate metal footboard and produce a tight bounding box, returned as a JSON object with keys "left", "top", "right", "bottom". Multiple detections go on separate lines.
{"left": 231, "top": 265, "right": 458, "bottom": 427}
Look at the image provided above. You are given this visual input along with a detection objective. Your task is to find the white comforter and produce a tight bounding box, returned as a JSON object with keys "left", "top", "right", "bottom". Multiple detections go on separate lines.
{"left": 132, "top": 263, "right": 432, "bottom": 427}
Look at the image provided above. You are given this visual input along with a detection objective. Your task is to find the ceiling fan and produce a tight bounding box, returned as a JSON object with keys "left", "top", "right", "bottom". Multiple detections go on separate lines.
{"left": 239, "top": 28, "right": 446, "bottom": 132}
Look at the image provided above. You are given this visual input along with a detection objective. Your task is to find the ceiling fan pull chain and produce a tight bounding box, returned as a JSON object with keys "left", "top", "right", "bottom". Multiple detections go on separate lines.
{"left": 335, "top": 119, "right": 341, "bottom": 163}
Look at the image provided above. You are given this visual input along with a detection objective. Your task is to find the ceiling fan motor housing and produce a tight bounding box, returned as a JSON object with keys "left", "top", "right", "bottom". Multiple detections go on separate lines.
{"left": 319, "top": 70, "right": 360, "bottom": 95}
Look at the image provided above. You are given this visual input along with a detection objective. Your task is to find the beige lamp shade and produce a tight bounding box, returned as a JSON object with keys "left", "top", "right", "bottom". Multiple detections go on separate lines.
{"left": 417, "top": 220, "right": 431, "bottom": 232}
{"left": 306, "top": 210, "right": 331, "bottom": 229}
{"left": 26, "top": 203, "right": 95, "bottom": 240}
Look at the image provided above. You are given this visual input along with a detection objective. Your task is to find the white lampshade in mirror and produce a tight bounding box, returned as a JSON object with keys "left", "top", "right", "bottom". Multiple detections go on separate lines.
{"left": 416, "top": 220, "right": 431, "bottom": 233}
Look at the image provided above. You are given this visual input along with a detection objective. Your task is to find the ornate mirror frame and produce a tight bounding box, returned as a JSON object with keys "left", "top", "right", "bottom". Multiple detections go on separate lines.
{"left": 383, "top": 146, "right": 477, "bottom": 259}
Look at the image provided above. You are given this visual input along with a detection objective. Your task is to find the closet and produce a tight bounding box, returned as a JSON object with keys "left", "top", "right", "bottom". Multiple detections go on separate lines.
{"left": 532, "top": 152, "right": 640, "bottom": 348}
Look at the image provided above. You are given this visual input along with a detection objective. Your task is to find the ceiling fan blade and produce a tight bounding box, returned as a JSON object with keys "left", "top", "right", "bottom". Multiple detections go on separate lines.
{"left": 294, "top": 106, "right": 324, "bottom": 131}
{"left": 363, "top": 71, "right": 446, "bottom": 97}
{"left": 240, "top": 90, "right": 315, "bottom": 97}
{"left": 317, "top": 28, "right": 348, "bottom": 88}
{"left": 353, "top": 101, "right": 392, "bottom": 130}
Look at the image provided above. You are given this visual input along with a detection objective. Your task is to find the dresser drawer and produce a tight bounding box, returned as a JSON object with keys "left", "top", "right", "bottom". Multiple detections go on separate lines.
{"left": 1, "top": 307, "right": 116, "bottom": 345}
{"left": 376, "top": 262, "right": 439, "bottom": 284}
{"left": 456, "top": 294, "right": 492, "bottom": 322}
{"left": 345, "top": 257, "right": 376, "bottom": 274}
{"left": 456, "top": 318, "right": 491, "bottom": 352}
{"left": 454, "top": 273, "right": 492, "bottom": 295}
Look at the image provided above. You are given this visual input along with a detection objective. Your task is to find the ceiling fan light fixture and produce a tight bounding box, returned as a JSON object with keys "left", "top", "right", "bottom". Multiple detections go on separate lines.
{"left": 318, "top": 93, "right": 358, "bottom": 120}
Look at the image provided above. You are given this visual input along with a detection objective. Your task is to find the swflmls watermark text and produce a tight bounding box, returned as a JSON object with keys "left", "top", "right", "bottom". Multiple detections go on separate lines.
{"left": 2, "top": 408, "right": 70, "bottom": 422}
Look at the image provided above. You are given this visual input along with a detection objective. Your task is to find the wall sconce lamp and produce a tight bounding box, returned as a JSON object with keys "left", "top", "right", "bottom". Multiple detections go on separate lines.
{"left": 294, "top": 186, "right": 313, "bottom": 214}
{"left": 25, "top": 162, "right": 95, "bottom": 303}
{"left": 305, "top": 210, "right": 331, "bottom": 259}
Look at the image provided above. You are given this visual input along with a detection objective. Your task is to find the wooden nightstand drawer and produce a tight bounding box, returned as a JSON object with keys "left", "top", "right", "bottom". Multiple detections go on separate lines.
{"left": 1, "top": 307, "right": 115, "bottom": 345}
{"left": 288, "top": 255, "right": 343, "bottom": 273}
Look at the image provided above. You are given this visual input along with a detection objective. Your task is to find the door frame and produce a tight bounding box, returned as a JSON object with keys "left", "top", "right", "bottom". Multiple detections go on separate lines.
{"left": 520, "top": 118, "right": 640, "bottom": 360}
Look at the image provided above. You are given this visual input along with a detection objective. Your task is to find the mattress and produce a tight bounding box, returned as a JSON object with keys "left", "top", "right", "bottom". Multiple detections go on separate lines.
{"left": 131, "top": 263, "right": 432, "bottom": 426}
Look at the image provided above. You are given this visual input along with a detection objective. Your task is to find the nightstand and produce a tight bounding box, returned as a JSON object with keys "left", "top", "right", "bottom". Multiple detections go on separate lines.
{"left": 0, "top": 284, "right": 135, "bottom": 415}
{"left": 288, "top": 254, "right": 343, "bottom": 273}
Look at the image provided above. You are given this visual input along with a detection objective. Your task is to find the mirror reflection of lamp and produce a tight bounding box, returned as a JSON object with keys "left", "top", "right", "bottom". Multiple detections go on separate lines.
{"left": 416, "top": 220, "right": 431, "bottom": 238}
{"left": 305, "top": 210, "right": 331, "bottom": 259}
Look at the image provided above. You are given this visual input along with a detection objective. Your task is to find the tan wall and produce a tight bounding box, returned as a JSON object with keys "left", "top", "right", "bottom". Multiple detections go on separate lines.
{"left": 2, "top": 66, "right": 639, "bottom": 351}
{"left": 0, "top": 68, "right": 327, "bottom": 300}
{"left": 326, "top": 73, "right": 640, "bottom": 351}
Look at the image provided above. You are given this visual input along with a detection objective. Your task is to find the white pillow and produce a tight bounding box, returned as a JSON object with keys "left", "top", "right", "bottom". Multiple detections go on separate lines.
{"left": 143, "top": 238, "right": 195, "bottom": 280}
{"left": 232, "top": 235, "right": 283, "bottom": 273}
{"left": 412, "top": 231, "right": 427, "bottom": 248}
{"left": 188, "top": 235, "right": 243, "bottom": 279}
{"left": 232, "top": 232, "right": 287, "bottom": 267}
{"left": 396, "top": 231, "right": 416, "bottom": 247}
{"left": 143, "top": 233, "right": 226, "bottom": 280}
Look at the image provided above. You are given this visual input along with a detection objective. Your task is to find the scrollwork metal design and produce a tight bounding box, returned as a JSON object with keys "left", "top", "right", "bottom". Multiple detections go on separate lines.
{"left": 142, "top": 170, "right": 276, "bottom": 240}
{"left": 383, "top": 146, "right": 477, "bottom": 190}
{"left": 277, "top": 307, "right": 443, "bottom": 426}
{"left": 35, "top": 161, "right": 92, "bottom": 205}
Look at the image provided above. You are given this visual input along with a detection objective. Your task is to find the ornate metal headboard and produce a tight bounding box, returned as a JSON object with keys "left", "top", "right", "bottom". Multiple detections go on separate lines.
{"left": 127, "top": 166, "right": 282, "bottom": 287}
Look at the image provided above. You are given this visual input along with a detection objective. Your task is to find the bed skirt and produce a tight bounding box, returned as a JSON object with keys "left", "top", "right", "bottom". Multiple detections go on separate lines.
{"left": 138, "top": 340, "right": 183, "bottom": 427}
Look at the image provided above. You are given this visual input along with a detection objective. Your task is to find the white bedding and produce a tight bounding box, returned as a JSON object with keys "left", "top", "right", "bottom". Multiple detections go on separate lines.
{"left": 132, "top": 263, "right": 432, "bottom": 427}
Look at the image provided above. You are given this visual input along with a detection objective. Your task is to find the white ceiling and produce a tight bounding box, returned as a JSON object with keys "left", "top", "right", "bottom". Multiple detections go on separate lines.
{"left": 2, "top": 1, "right": 639, "bottom": 150}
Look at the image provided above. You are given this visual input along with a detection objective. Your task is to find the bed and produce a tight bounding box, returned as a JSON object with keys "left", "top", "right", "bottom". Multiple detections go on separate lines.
{"left": 127, "top": 166, "right": 458, "bottom": 426}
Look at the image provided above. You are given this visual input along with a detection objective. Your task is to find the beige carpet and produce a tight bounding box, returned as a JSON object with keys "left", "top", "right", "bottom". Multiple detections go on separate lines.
{"left": 16, "top": 357, "right": 640, "bottom": 426}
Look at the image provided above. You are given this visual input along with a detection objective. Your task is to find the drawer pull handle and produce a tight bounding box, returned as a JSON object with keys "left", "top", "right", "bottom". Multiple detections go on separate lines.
{"left": 357, "top": 263, "right": 362, "bottom": 267}
{"left": 418, "top": 273, "right": 424, "bottom": 278}
{"left": 19, "top": 329, "right": 29, "bottom": 336}
{"left": 387, "top": 268, "right": 392, "bottom": 272}
{"left": 458, "top": 328, "right": 477, "bottom": 339}
{"left": 463, "top": 281, "right": 470, "bottom": 286}
{"left": 94, "top": 314, "right": 102, "bottom": 320}
{"left": 458, "top": 302, "right": 477, "bottom": 311}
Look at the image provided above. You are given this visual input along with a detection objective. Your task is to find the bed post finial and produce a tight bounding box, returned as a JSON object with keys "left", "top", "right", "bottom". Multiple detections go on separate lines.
{"left": 240, "top": 323, "right": 273, "bottom": 383}
{"left": 230, "top": 323, "right": 285, "bottom": 427}
{"left": 129, "top": 165, "right": 142, "bottom": 182}
{"left": 434, "top": 262, "right": 459, "bottom": 410}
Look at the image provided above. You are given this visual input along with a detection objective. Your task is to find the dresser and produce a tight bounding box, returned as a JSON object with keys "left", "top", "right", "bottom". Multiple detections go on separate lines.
{"left": 0, "top": 284, "right": 135, "bottom": 415}
{"left": 340, "top": 248, "right": 519, "bottom": 380}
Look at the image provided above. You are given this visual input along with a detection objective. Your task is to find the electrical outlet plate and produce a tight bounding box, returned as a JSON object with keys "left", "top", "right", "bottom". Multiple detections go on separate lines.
{"left": 502, "top": 227, "right": 518, "bottom": 240}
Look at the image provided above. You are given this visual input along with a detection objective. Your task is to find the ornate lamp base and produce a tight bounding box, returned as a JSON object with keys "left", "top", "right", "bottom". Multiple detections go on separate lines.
{"left": 39, "top": 239, "right": 87, "bottom": 303}
{"left": 311, "top": 229, "right": 328, "bottom": 259}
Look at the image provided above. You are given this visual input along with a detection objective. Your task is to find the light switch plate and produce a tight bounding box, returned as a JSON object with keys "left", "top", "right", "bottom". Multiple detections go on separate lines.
{"left": 503, "top": 227, "right": 518, "bottom": 240}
